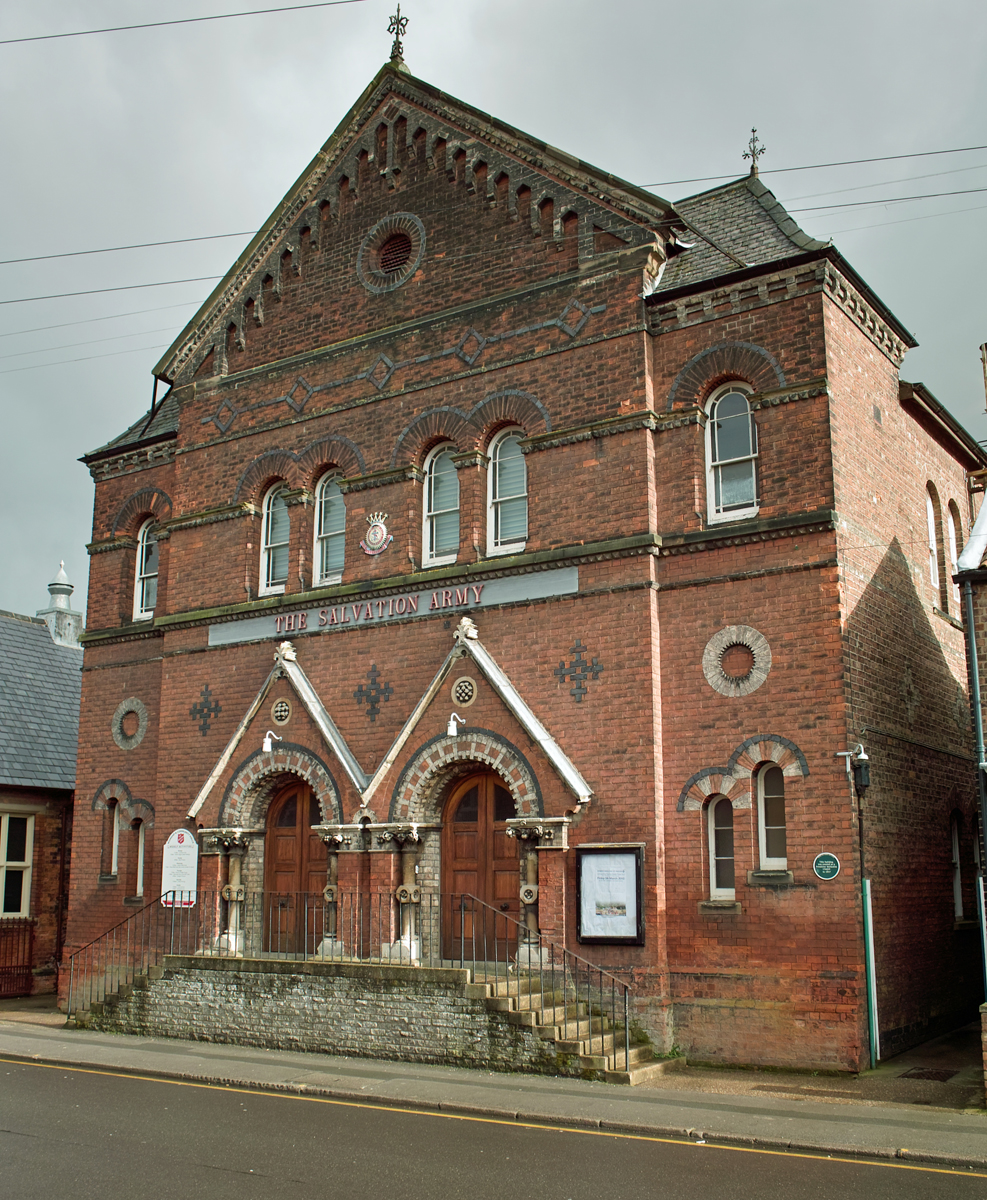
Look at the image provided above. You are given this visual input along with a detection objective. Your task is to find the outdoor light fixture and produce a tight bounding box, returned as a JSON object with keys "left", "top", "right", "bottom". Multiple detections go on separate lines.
{"left": 262, "top": 730, "right": 283, "bottom": 752}
{"left": 851, "top": 744, "right": 870, "bottom": 797}
{"left": 447, "top": 712, "right": 466, "bottom": 737}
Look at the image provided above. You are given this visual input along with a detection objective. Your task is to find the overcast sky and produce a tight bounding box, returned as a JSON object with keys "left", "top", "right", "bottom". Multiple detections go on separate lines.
{"left": 1, "top": 0, "right": 985, "bottom": 620}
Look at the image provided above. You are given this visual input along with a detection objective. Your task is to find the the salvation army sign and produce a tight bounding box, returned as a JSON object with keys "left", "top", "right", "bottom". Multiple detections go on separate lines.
{"left": 160, "top": 829, "right": 198, "bottom": 907}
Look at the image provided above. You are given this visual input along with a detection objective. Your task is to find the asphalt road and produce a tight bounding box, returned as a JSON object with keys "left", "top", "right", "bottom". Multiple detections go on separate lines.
{"left": 1, "top": 1060, "right": 983, "bottom": 1200}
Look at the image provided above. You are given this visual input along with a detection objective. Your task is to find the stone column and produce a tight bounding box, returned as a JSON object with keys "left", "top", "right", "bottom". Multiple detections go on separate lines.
{"left": 213, "top": 830, "right": 251, "bottom": 956}
{"left": 379, "top": 826, "right": 421, "bottom": 963}
{"left": 317, "top": 832, "right": 343, "bottom": 959}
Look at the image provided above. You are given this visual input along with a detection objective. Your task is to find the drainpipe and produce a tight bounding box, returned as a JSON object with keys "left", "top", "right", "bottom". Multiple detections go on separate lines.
{"left": 961, "top": 577, "right": 987, "bottom": 996}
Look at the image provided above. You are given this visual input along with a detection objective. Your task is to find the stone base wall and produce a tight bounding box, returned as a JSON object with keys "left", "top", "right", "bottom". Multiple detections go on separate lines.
{"left": 86, "top": 956, "right": 582, "bottom": 1076}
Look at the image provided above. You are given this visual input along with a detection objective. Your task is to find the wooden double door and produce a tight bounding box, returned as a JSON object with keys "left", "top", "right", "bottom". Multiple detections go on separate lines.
{"left": 263, "top": 782, "right": 327, "bottom": 952}
{"left": 441, "top": 773, "right": 519, "bottom": 959}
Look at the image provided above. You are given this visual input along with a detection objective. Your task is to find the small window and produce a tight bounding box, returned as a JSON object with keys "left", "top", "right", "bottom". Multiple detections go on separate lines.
{"left": 951, "top": 814, "right": 963, "bottom": 919}
{"left": 487, "top": 430, "right": 528, "bottom": 555}
{"left": 133, "top": 819, "right": 146, "bottom": 900}
{"left": 133, "top": 520, "right": 159, "bottom": 619}
{"left": 708, "top": 797, "right": 735, "bottom": 899}
{"left": 758, "top": 766, "right": 787, "bottom": 870}
{"left": 261, "top": 485, "right": 290, "bottom": 596}
{"left": 1, "top": 813, "right": 34, "bottom": 917}
{"left": 423, "top": 446, "right": 460, "bottom": 566}
{"left": 706, "top": 385, "right": 758, "bottom": 522}
{"left": 947, "top": 504, "right": 961, "bottom": 608}
{"left": 315, "top": 475, "right": 345, "bottom": 585}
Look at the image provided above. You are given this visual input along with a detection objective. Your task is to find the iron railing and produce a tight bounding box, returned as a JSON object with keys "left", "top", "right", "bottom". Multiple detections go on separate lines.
{"left": 65, "top": 890, "right": 631, "bottom": 1069}
{"left": 0, "top": 918, "right": 34, "bottom": 998}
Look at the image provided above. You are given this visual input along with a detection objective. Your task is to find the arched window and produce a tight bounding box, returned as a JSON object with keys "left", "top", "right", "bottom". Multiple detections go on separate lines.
{"left": 423, "top": 446, "right": 460, "bottom": 566}
{"left": 132, "top": 818, "right": 146, "bottom": 900}
{"left": 314, "top": 475, "right": 346, "bottom": 585}
{"left": 133, "top": 520, "right": 159, "bottom": 619}
{"left": 487, "top": 430, "right": 528, "bottom": 555}
{"left": 706, "top": 385, "right": 758, "bottom": 522}
{"left": 757, "top": 766, "right": 786, "bottom": 870}
{"left": 708, "top": 797, "right": 735, "bottom": 899}
{"left": 261, "top": 485, "right": 290, "bottom": 596}
{"left": 947, "top": 502, "right": 962, "bottom": 608}
{"left": 0, "top": 812, "right": 34, "bottom": 917}
{"left": 100, "top": 800, "right": 120, "bottom": 878}
{"left": 951, "top": 813, "right": 963, "bottom": 919}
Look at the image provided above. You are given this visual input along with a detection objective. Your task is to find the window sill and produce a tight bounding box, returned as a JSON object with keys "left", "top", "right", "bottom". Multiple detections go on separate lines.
{"left": 487, "top": 542, "right": 526, "bottom": 558}
{"left": 747, "top": 869, "right": 794, "bottom": 887}
{"left": 933, "top": 606, "right": 964, "bottom": 631}
{"left": 708, "top": 508, "right": 760, "bottom": 526}
{"left": 423, "top": 555, "right": 458, "bottom": 569}
{"left": 131, "top": 613, "right": 154, "bottom": 623}
{"left": 123, "top": 896, "right": 146, "bottom": 907}
{"left": 98, "top": 873, "right": 118, "bottom": 884}
{"left": 954, "top": 918, "right": 979, "bottom": 930}
{"left": 316, "top": 572, "right": 343, "bottom": 587}
{"left": 699, "top": 900, "right": 741, "bottom": 914}
{"left": 259, "top": 585, "right": 286, "bottom": 598}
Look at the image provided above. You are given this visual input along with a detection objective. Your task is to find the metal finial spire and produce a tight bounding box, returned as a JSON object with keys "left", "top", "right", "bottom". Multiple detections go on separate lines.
{"left": 743, "top": 128, "right": 766, "bottom": 177}
{"left": 388, "top": 4, "right": 408, "bottom": 61}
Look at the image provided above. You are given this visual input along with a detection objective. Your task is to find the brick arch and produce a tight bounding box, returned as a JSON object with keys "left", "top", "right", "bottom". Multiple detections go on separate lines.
{"left": 470, "top": 389, "right": 551, "bottom": 443}
{"left": 389, "top": 729, "right": 543, "bottom": 823}
{"left": 677, "top": 734, "right": 809, "bottom": 811}
{"left": 91, "top": 778, "right": 132, "bottom": 812}
{"left": 218, "top": 742, "right": 342, "bottom": 827}
{"left": 666, "top": 341, "right": 785, "bottom": 412}
{"left": 390, "top": 408, "right": 473, "bottom": 468}
{"left": 297, "top": 435, "right": 366, "bottom": 488}
{"left": 111, "top": 487, "right": 173, "bottom": 537}
{"left": 232, "top": 450, "right": 301, "bottom": 503}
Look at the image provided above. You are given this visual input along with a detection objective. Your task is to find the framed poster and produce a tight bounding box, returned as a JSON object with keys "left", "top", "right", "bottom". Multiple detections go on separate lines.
{"left": 576, "top": 844, "right": 644, "bottom": 945}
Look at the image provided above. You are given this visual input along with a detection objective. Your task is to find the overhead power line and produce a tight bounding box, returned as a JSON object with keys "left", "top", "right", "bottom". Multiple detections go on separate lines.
{"left": 0, "top": 301, "right": 203, "bottom": 340}
{"left": 789, "top": 186, "right": 987, "bottom": 214}
{"left": 0, "top": 231, "right": 256, "bottom": 267}
{"left": 0, "top": 276, "right": 222, "bottom": 307}
{"left": 0, "top": 344, "right": 168, "bottom": 376}
{"left": 641, "top": 143, "right": 987, "bottom": 189}
{"left": 0, "top": 0, "right": 368, "bottom": 46}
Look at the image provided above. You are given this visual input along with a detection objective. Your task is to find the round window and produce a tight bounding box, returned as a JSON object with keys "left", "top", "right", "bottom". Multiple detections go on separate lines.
{"left": 272, "top": 698, "right": 292, "bottom": 725}
{"left": 378, "top": 233, "right": 412, "bottom": 274}
{"left": 451, "top": 677, "right": 477, "bottom": 707}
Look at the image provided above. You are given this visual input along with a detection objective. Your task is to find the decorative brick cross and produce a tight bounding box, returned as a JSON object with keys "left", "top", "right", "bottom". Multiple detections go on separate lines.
{"left": 354, "top": 664, "right": 393, "bottom": 723}
{"left": 190, "top": 684, "right": 221, "bottom": 736}
{"left": 554, "top": 640, "right": 604, "bottom": 703}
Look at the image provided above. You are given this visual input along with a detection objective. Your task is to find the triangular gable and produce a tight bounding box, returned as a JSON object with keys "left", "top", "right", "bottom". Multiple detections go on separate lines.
{"left": 155, "top": 62, "right": 680, "bottom": 385}
{"left": 186, "top": 620, "right": 591, "bottom": 820}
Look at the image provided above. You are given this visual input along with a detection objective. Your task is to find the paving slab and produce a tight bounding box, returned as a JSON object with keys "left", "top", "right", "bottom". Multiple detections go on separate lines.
{"left": 1, "top": 1017, "right": 985, "bottom": 1170}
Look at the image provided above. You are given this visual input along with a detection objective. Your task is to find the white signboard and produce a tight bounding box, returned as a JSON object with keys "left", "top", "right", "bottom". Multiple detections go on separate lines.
{"left": 578, "top": 850, "right": 640, "bottom": 941}
{"left": 160, "top": 829, "right": 198, "bottom": 907}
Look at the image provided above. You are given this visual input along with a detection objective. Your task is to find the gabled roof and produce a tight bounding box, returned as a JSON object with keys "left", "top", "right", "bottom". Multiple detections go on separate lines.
{"left": 0, "top": 611, "right": 82, "bottom": 791}
{"left": 657, "top": 175, "right": 829, "bottom": 294}
{"left": 83, "top": 389, "right": 178, "bottom": 463}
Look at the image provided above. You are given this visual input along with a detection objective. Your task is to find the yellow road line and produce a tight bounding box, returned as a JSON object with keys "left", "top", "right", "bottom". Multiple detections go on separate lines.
{"left": 2, "top": 1056, "right": 984, "bottom": 1180}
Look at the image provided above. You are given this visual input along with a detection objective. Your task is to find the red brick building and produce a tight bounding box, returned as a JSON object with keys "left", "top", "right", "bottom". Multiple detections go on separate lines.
{"left": 64, "top": 55, "right": 987, "bottom": 1070}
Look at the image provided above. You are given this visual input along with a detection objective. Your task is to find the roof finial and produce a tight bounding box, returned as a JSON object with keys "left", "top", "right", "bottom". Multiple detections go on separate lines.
{"left": 743, "top": 127, "right": 766, "bottom": 177}
{"left": 388, "top": 4, "right": 408, "bottom": 62}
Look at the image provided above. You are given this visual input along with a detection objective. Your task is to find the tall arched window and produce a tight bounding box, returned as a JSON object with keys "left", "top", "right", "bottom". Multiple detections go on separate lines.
{"left": 423, "top": 446, "right": 460, "bottom": 566}
{"left": 757, "top": 766, "right": 787, "bottom": 870}
{"left": 487, "top": 430, "right": 528, "bottom": 555}
{"left": 133, "top": 520, "right": 159, "bottom": 619}
{"left": 947, "top": 501, "right": 962, "bottom": 608}
{"left": 261, "top": 485, "right": 290, "bottom": 596}
{"left": 706, "top": 385, "right": 758, "bottom": 522}
{"left": 951, "top": 813, "right": 963, "bottom": 919}
{"left": 708, "top": 797, "right": 735, "bottom": 899}
{"left": 314, "top": 475, "right": 346, "bottom": 585}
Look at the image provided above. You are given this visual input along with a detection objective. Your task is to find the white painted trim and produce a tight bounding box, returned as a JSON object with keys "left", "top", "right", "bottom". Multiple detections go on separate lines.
{"left": 705, "top": 384, "right": 759, "bottom": 524}
{"left": 0, "top": 812, "right": 34, "bottom": 918}
{"left": 132, "top": 519, "right": 158, "bottom": 621}
{"left": 708, "top": 797, "right": 736, "bottom": 900}
{"left": 260, "top": 484, "right": 290, "bottom": 597}
{"left": 422, "top": 445, "right": 459, "bottom": 567}
{"left": 486, "top": 428, "right": 528, "bottom": 556}
{"left": 313, "top": 472, "right": 346, "bottom": 586}
{"left": 757, "top": 766, "right": 787, "bottom": 870}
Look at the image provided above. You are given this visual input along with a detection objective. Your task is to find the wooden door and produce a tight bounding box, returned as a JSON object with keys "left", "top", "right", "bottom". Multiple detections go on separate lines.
{"left": 441, "top": 774, "right": 519, "bottom": 960}
{"left": 263, "top": 782, "right": 327, "bottom": 953}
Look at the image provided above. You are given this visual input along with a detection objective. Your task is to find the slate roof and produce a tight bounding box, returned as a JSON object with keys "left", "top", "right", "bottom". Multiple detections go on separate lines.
{"left": 657, "top": 175, "right": 829, "bottom": 294}
{"left": 84, "top": 388, "right": 178, "bottom": 461}
{"left": 0, "top": 611, "right": 82, "bottom": 791}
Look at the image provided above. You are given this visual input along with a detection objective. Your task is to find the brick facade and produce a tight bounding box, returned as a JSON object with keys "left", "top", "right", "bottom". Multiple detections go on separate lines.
{"left": 63, "top": 60, "right": 986, "bottom": 1070}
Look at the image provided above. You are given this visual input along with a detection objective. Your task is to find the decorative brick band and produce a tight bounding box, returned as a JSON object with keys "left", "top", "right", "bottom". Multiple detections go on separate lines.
{"left": 389, "top": 729, "right": 543, "bottom": 823}
{"left": 677, "top": 734, "right": 809, "bottom": 812}
{"left": 218, "top": 742, "right": 342, "bottom": 827}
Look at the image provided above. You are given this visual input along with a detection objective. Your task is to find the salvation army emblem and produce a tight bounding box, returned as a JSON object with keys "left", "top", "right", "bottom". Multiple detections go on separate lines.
{"left": 360, "top": 512, "right": 393, "bottom": 556}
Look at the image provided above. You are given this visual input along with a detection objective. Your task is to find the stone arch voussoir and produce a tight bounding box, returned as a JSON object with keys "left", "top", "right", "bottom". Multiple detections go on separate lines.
{"left": 233, "top": 450, "right": 302, "bottom": 504}
{"left": 111, "top": 488, "right": 173, "bottom": 537}
{"left": 677, "top": 734, "right": 808, "bottom": 811}
{"left": 390, "top": 408, "right": 475, "bottom": 468}
{"left": 667, "top": 341, "right": 786, "bottom": 411}
{"left": 218, "top": 743, "right": 342, "bottom": 827}
{"left": 91, "top": 779, "right": 133, "bottom": 812}
{"left": 297, "top": 436, "right": 366, "bottom": 487}
{"left": 389, "top": 730, "right": 543, "bottom": 823}
{"left": 467, "top": 389, "right": 551, "bottom": 443}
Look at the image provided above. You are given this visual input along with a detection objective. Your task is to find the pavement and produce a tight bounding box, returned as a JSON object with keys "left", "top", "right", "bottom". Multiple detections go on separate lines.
{"left": 1, "top": 994, "right": 985, "bottom": 1171}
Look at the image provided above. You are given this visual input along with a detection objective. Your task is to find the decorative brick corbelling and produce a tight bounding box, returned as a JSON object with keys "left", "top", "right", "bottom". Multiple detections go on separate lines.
{"left": 822, "top": 266, "right": 909, "bottom": 365}
{"left": 389, "top": 729, "right": 543, "bottom": 823}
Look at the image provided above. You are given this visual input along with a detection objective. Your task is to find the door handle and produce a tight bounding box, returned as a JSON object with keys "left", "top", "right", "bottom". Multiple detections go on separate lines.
{"left": 499, "top": 903, "right": 510, "bottom": 911}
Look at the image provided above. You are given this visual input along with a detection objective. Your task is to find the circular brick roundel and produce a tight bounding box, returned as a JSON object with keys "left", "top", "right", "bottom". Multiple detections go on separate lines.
{"left": 111, "top": 697, "right": 149, "bottom": 751}
{"left": 702, "top": 626, "right": 772, "bottom": 698}
{"left": 356, "top": 213, "right": 426, "bottom": 295}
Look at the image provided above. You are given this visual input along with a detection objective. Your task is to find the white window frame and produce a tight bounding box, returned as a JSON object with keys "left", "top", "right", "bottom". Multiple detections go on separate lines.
{"left": 926, "top": 490, "right": 940, "bottom": 590}
{"left": 947, "top": 506, "right": 960, "bottom": 607}
{"left": 705, "top": 384, "right": 759, "bottom": 524}
{"left": 422, "top": 445, "right": 460, "bottom": 567}
{"left": 135, "top": 820, "right": 146, "bottom": 899}
{"left": 486, "top": 428, "right": 528, "bottom": 556}
{"left": 708, "top": 797, "right": 736, "bottom": 900}
{"left": 110, "top": 802, "right": 120, "bottom": 877}
{"left": 951, "top": 814, "right": 963, "bottom": 919}
{"left": 132, "top": 520, "right": 159, "bottom": 620}
{"left": 1, "top": 811, "right": 35, "bottom": 918}
{"left": 314, "top": 473, "right": 346, "bottom": 586}
{"left": 260, "top": 484, "right": 290, "bottom": 597}
{"left": 757, "top": 766, "right": 787, "bottom": 870}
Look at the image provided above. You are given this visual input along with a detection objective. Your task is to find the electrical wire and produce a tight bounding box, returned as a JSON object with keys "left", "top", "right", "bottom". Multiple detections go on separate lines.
{"left": 789, "top": 186, "right": 987, "bottom": 214}
{"left": 0, "top": 232, "right": 256, "bottom": 267}
{"left": 0, "top": 1, "right": 368, "bottom": 46}
{"left": 0, "top": 276, "right": 222, "bottom": 307}
{"left": 0, "top": 344, "right": 168, "bottom": 375}
{"left": 639, "top": 143, "right": 987, "bottom": 189}
{"left": 0, "top": 300, "right": 202, "bottom": 340}
{"left": 0, "top": 327, "right": 178, "bottom": 363}
{"left": 785, "top": 160, "right": 987, "bottom": 204}
{"left": 827, "top": 202, "right": 987, "bottom": 237}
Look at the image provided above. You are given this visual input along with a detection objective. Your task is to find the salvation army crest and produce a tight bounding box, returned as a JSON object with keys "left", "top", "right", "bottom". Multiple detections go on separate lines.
{"left": 360, "top": 512, "right": 393, "bottom": 556}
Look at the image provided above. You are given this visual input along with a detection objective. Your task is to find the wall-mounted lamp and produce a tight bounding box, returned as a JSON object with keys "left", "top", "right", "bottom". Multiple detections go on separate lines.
{"left": 262, "top": 730, "right": 283, "bottom": 752}
{"left": 447, "top": 712, "right": 466, "bottom": 737}
{"left": 836, "top": 743, "right": 870, "bottom": 794}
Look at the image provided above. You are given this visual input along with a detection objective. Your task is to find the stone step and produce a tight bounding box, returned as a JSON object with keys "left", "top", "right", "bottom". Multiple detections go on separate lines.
{"left": 577, "top": 1044, "right": 653, "bottom": 1070}
{"left": 603, "top": 1055, "right": 688, "bottom": 1086}
{"left": 536, "top": 1015, "right": 608, "bottom": 1041}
